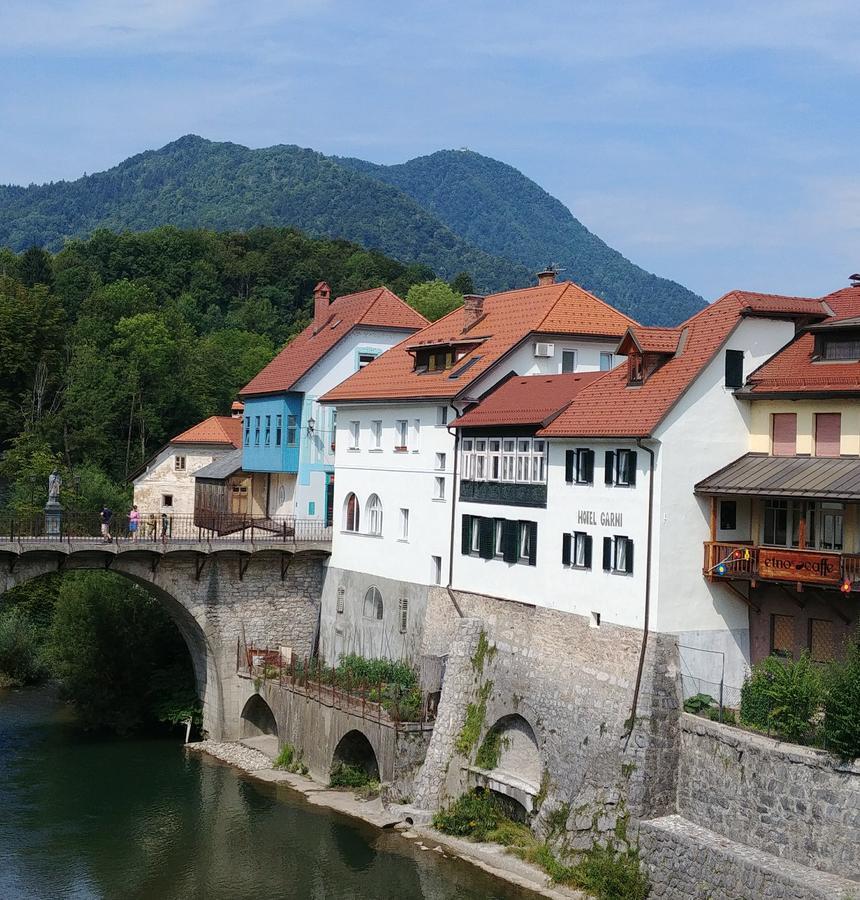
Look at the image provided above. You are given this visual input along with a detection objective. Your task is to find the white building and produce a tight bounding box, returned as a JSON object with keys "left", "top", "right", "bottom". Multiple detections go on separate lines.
{"left": 318, "top": 274, "right": 635, "bottom": 663}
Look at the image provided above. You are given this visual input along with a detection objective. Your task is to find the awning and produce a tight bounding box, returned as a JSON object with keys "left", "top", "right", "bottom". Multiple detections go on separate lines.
{"left": 695, "top": 453, "right": 860, "bottom": 502}
{"left": 194, "top": 448, "right": 244, "bottom": 481}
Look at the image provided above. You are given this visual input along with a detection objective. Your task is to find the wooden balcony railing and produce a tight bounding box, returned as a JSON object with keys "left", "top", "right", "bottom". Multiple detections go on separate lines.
{"left": 704, "top": 541, "right": 860, "bottom": 592}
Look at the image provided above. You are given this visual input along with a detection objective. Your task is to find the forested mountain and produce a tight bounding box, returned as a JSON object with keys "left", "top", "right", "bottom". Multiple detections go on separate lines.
{"left": 337, "top": 150, "right": 703, "bottom": 326}
{"left": 0, "top": 226, "right": 434, "bottom": 511}
{"left": 0, "top": 136, "right": 704, "bottom": 325}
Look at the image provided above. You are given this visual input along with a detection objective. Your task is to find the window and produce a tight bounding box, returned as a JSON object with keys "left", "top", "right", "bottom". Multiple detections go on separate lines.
{"left": 475, "top": 439, "right": 488, "bottom": 480}
{"left": 494, "top": 519, "right": 505, "bottom": 558}
{"left": 162, "top": 494, "right": 173, "bottom": 508}
{"left": 605, "top": 449, "right": 637, "bottom": 486}
{"left": 363, "top": 586, "right": 383, "bottom": 620}
{"left": 431, "top": 556, "right": 442, "bottom": 585}
{"left": 603, "top": 535, "right": 634, "bottom": 573}
{"left": 436, "top": 406, "right": 448, "bottom": 426}
{"left": 809, "top": 619, "right": 835, "bottom": 663}
{"left": 600, "top": 352, "right": 614, "bottom": 372}
{"left": 174, "top": 455, "right": 186, "bottom": 472}
{"left": 820, "top": 337, "right": 860, "bottom": 360}
{"left": 772, "top": 413, "right": 797, "bottom": 456}
{"left": 719, "top": 500, "right": 737, "bottom": 531}
{"left": 724, "top": 349, "right": 744, "bottom": 388}
{"left": 275, "top": 415, "right": 282, "bottom": 446}
{"left": 349, "top": 420, "right": 360, "bottom": 450}
{"left": 461, "top": 439, "right": 474, "bottom": 479}
{"left": 771, "top": 614, "right": 794, "bottom": 658}
{"left": 286, "top": 415, "right": 297, "bottom": 446}
{"left": 461, "top": 437, "right": 546, "bottom": 485}
{"left": 488, "top": 439, "right": 501, "bottom": 480}
{"left": 815, "top": 413, "right": 841, "bottom": 457}
{"left": 518, "top": 521, "right": 537, "bottom": 564}
{"left": 412, "top": 418, "right": 421, "bottom": 451}
{"left": 516, "top": 439, "right": 531, "bottom": 482}
{"left": 358, "top": 352, "right": 376, "bottom": 369}
{"left": 565, "top": 448, "right": 594, "bottom": 484}
{"left": 435, "top": 452, "right": 446, "bottom": 470}
{"left": 344, "top": 493, "right": 360, "bottom": 532}
{"left": 628, "top": 353, "right": 644, "bottom": 384}
{"left": 336, "top": 586, "right": 345, "bottom": 614}
{"left": 395, "top": 419, "right": 408, "bottom": 451}
{"left": 399, "top": 508, "right": 409, "bottom": 540}
{"left": 434, "top": 476, "right": 445, "bottom": 500}
{"left": 244, "top": 416, "right": 250, "bottom": 446}
{"left": 254, "top": 416, "right": 261, "bottom": 446}
{"left": 367, "top": 494, "right": 383, "bottom": 535}
{"left": 371, "top": 420, "right": 382, "bottom": 450}
{"left": 816, "top": 502, "right": 844, "bottom": 551}
{"left": 562, "top": 531, "right": 593, "bottom": 568}
{"left": 398, "top": 597, "right": 409, "bottom": 633}
{"left": 502, "top": 439, "right": 516, "bottom": 481}
{"left": 561, "top": 349, "right": 577, "bottom": 373}
{"left": 264, "top": 415, "right": 271, "bottom": 446}
{"left": 531, "top": 440, "right": 546, "bottom": 482}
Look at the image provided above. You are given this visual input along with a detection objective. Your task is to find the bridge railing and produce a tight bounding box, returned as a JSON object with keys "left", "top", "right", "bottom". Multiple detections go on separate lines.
{"left": 0, "top": 513, "right": 332, "bottom": 545}
{"left": 239, "top": 645, "right": 438, "bottom": 729}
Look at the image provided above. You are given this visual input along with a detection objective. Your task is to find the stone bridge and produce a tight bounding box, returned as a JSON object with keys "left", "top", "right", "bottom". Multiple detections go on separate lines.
{"left": 0, "top": 534, "right": 331, "bottom": 737}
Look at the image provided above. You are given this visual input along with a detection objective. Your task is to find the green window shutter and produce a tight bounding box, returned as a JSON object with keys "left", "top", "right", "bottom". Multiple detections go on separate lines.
{"left": 565, "top": 450, "right": 575, "bottom": 483}
{"left": 502, "top": 520, "right": 519, "bottom": 563}
{"left": 528, "top": 521, "right": 538, "bottom": 566}
{"left": 604, "top": 451, "right": 615, "bottom": 485}
{"left": 583, "top": 449, "right": 594, "bottom": 484}
{"left": 602, "top": 536, "right": 612, "bottom": 570}
{"left": 625, "top": 539, "right": 634, "bottom": 574}
{"left": 478, "top": 517, "right": 495, "bottom": 559}
{"left": 627, "top": 451, "right": 638, "bottom": 486}
{"left": 461, "top": 515, "right": 472, "bottom": 555}
{"left": 584, "top": 535, "right": 593, "bottom": 569}
{"left": 562, "top": 532, "right": 572, "bottom": 566}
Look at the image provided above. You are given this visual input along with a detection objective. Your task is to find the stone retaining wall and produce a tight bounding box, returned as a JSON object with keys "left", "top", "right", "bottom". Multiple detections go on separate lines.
{"left": 676, "top": 713, "right": 860, "bottom": 880}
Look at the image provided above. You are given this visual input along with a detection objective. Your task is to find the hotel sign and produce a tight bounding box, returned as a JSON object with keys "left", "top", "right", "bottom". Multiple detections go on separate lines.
{"left": 577, "top": 510, "right": 623, "bottom": 528}
{"left": 758, "top": 548, "right": 841, "bottom": 586}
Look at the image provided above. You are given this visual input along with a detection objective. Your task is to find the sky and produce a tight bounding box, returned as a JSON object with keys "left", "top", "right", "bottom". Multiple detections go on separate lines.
{"left": 0, "top": 0, "right": 858, "bottom": 301}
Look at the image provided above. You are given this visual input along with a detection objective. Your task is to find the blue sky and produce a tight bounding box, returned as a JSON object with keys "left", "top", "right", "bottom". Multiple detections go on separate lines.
{"left": 1, "top": 0, "right": 858, "bottom": 301}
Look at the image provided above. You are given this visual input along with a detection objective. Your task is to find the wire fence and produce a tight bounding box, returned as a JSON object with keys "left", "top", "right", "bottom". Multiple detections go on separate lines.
{"left": 0, "top": 513, "right": 332, "bottom": 545}
{"left": 238, "top": 643, "right": 438, "bottom": 730}
{"left": 677, "top": 642, "right": 745, "bottom": 721}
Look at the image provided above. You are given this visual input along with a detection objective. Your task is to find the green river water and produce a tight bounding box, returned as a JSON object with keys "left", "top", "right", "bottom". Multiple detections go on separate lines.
{"left": 0, "top": 687, "right": 535, "bottom": 900}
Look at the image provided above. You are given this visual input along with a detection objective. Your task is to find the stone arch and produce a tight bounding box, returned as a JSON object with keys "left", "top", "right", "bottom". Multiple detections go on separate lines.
{"left": 480, "top": 713, "right": 542, "bottom": 789}
{"left": 240, "top": 694, "right": 278, "bottom": 738}
{"left": 331, "top": 729, "right": 379, "bottom": 782}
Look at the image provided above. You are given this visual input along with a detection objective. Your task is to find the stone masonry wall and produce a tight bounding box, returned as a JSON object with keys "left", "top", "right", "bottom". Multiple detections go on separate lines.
{"left": 413, "top": 589, "right": 682, "bottom": 847}
{"left": 676, "top": 713, "right": 860, "bottom": 880}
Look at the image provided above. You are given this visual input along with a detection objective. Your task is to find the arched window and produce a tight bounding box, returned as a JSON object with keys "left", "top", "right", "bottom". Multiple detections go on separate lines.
{"left": 367, "top": 494, "right": 383, "bottom": 536}
{"left": 344, "top": 492, "right": 360, "bottom": 532}
{"left": 363, "top": 586, "right": 383, "bottom": 620}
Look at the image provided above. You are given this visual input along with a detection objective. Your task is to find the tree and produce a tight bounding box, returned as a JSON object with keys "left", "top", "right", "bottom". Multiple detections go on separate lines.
{"left": 406, "top": 279, "right": 463, "bottom": 322}
{"left": 450, "top": 271, "right": 475, "bottom": 295}
{"left": 17, "top": 245, "right": 54, "bottom": 288}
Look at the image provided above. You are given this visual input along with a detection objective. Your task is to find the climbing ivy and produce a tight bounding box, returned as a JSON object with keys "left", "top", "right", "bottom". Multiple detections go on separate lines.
{"left": 455, "top": 681, "right": 492, "bottom": 756}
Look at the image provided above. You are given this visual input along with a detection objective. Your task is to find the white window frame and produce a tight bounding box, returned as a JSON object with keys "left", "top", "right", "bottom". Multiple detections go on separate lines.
{"left": 616, "top": 449, "right": 636, "bottom": 487}
{"left": 434, "top": 476, "right": 446, "bottom": 500}
{"left": 395, "top": 419, "right": 408, "bottom": 451}
{"left": 474, "top": 439, "right": 488, "bottom": 480}
{"left": 436, "top": 406, "right": 448, "bottom": 426}
{"left": 502, "top": 439, "right": 516, "bottom": 482}
{"left": 371, "top": 420, "right": 382, "bottom": 450}
{"left": 367, "top": 494, "right": 383, "bottom": 536}
{"left": 174, "top": 455, "right": 186, "bottom": 472}
{"left": 600, "top": 351, "right": 614, "bottom": 371}
{"left": 349, "top": 420, "right": 360, "bottom": 450}
{"left": 518, "top": 522, "right": 532, "bottom": 560}
{"left": 573, "top": 531, "right": 589, "bottom": 568}
{"left": 435, "top": 452, "right": 446, "bottom": 470}
{"left": 399, "top": 507, "right": 409, "bottom": 540}
{"left": 412, "top": 418, "right": 421, "bottom": 452}
{"left": 614, "top": 536, "right": 632, "bottom": 573}
{"left": 561, "top": 349, "right": 577, "bottom": 373}
{"left": 431, "top": 555, "right": 442, "bottom": 585}
{"left": 516, "top": 439, "right": 532, "bottom": 483}
{"left": 461, "top": 439, "right": 474, "bottom": 480}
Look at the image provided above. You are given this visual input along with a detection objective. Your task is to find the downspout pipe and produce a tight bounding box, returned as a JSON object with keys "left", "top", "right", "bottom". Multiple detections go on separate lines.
{"left": 624, "top": 438, "right": 655, "bottom": 749}
{"left": 445, "top": 405, "right": 464, "bottom": 618}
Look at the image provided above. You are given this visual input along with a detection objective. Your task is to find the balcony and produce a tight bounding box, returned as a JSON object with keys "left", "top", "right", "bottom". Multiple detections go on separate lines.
{"left": 703, "top": 541, "right": 860, "bottom": 592}
{"left": 459, "top": 479, "right": 547, "bottom": 508}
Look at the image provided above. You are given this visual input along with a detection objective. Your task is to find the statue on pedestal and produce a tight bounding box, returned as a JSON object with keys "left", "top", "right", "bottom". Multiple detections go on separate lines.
{"left": 48, "top": 470, "right": 61, "bottom": 504}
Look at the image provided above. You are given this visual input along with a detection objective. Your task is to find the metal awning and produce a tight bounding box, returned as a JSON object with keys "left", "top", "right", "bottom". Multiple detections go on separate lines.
{"left": 194, "top": 448, "right": 244, "bottom": 481}
{"left": 695, "top": 453, "right": 860, "bottom": 502}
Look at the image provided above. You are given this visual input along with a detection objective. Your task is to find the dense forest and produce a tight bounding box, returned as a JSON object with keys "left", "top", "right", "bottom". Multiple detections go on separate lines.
{"left": 0, "top": 135, "right": 704, "bottom": 325}
{"left": 0, "top": 224, "right": 439, "bottom": 514}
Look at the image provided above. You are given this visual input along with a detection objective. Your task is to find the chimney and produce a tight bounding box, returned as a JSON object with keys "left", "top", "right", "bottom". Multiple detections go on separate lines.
{"left": 462, "top": 294, "right": 485, "bottom": 330}
{"left": 313, "top": 281, "right": 331, "bottom": 326}
{"left": 850, "top": 273, "right": 860, "bottom": 287}
{"left": 536, "top": 266, "right": 557, "bottom": 286}
{"left": 230, "top": 401, "right": 244, "bottom": 419}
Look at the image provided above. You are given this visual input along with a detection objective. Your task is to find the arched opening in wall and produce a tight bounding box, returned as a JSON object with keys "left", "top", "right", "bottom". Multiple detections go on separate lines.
{"left": 239, "top": 694, "right": 279, "bottom": 758}
{"left": 366, "top": 494, "right": 383, "bottom": 535}
{"left": 0, "top": 566, "right": 207, "bottom": 739}
{"left": 362, "top": 586, "right": 383, "bottom": 620}
{"left": 476, "top": 714, "right": 542, "bottom": 790}
{"left": 344, "top": 492, "right": 360, "bottom": 532}
{"left": 330, "top": 729, "right": 379, "bottom": 786}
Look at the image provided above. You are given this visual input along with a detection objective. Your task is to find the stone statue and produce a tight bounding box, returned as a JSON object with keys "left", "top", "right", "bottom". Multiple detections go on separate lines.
{"left": 48, "top": 469, "right": 61, "bottom": 503}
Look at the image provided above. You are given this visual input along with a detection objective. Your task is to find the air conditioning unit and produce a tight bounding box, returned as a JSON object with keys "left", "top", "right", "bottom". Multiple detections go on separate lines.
{"left": 534, "top": 342, "right": 555, "bottom": 358}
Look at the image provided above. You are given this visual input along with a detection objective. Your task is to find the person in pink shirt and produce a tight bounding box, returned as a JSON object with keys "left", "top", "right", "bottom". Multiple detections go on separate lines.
{"left": 128, "top": 505, "right": 140, "bottom": 542}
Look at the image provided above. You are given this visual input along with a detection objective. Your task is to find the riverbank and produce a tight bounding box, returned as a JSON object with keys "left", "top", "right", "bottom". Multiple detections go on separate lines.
{"left": 189, "top": 740, "right": 584, "bottom": 900}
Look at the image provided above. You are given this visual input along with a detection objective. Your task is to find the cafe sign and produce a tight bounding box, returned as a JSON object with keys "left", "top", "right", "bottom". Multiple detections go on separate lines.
{"left": 758, "top": 548, "right": 842, "bottom": 586}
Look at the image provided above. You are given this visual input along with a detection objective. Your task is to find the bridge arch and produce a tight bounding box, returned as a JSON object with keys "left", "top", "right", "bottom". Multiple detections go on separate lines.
{"left": 331, "top": 729, "right": 380, "bottom": 783}
{"left": 240, "top": 694, "right": 278, "bottom": 739}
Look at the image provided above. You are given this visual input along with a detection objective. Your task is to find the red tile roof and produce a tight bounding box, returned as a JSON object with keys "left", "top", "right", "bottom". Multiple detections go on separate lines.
{"left": 741, "top": 286, "right": 860, "bottom": 396}
{"left": 618, "top": 326, "right": 682, "bottom": 355}
{"left": 240, "top": 287, "right": 428, "bottom": 396}
{"left": 452, "top": 372, "right": 606, "bottom": 428}
{"left": 539, "top": 290, "right": 827, "bottom": 439}
{"left": 321, "top": 281, "right": 636, "bottom": 404}
{"left": 172, "top": 416, "right": 243, "bottom": 447}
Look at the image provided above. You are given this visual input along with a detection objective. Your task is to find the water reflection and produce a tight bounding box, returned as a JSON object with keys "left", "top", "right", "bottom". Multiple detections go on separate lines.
{"left": 0, "top": 687, "right": 533, "bottom": 900}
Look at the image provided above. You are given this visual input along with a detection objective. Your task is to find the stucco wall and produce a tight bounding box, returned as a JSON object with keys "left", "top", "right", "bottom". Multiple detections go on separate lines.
{"left": 133, "top": 443, "right": 232, "bottom": 517}
{"left": 750, "top": 398, "right": 860, "bottom": 457}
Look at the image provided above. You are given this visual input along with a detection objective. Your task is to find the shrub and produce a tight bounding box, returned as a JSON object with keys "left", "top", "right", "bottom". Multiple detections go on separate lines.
{"left": 0, "top": 606, "right": 49, "bottom": 686}
{"left": 330, "top": 763, "right": 373, "bottom": 788}
{"left": 432, "top": 789, "right": 503, "bottom": 841}
{"left": 475, "top": 726, "right": 503, "bottom": 769}
{"left": 565, "top": 843, "right": 650, "bottom": 900}
{"left": 740, "top": 653, "right": 821, "bottom": 742}
{"left": 822, "top": 637, "right": 860, "bottom": 760}
{"left": 683, "top": 692, "right": 715, "bottom": 714}
{"left": 273, "top": 743, "right": 308, "bottom": 775}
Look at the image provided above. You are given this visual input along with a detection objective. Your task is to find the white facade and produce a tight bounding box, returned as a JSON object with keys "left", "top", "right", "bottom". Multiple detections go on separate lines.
{"left": 133, "top": 443, "right": 233, "bottom": 517}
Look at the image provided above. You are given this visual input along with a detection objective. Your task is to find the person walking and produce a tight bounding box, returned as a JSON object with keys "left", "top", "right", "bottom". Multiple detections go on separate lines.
{"left": 100, "top": 505, "right": 113, "bottom": 543}
{"left": 128, "top": 505, "right": 140, "bottom": 542}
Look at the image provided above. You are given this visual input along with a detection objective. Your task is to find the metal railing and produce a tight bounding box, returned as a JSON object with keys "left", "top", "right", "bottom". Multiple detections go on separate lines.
{"left": 0, "top": 513, "right": 332, "bottom": 545}
{"left": 238, "top": 644, "right": 437, "bottom": 730}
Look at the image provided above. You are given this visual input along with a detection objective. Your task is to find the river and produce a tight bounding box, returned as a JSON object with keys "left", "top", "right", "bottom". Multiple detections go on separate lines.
{"left": 0, "top": 687, "right": 534, "bottom": 900}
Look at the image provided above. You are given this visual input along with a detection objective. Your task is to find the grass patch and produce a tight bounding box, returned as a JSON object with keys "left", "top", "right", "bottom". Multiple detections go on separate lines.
{"left": 330, "top": 762, "right": 374, "bottom": 789}
{"left": 471, "top": 631, "right": 497, "bottom": 675}
{"left": 273, "top": 743, "right": 308, "bottom": 775}
{"left": 475, "top": 725, "right": 508, "bottom": 769}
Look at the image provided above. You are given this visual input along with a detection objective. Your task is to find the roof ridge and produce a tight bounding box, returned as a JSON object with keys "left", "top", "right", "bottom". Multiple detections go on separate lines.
{"left": 534, "top": 281, "right": 638, "bottom": 334}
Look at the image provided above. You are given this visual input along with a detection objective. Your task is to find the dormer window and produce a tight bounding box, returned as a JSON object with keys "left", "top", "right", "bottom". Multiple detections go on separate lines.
{"left": 628, "top": 352, "right": 644, "bottom": 385}
{"left": 411, "top": 340, "right": 480, "bottom": 373}
{"left": 817, "top": 336, "right": 860, "bottom": 361}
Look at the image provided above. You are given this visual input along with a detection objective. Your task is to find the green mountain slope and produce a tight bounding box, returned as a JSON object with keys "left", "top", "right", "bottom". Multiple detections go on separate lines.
{"left": 338, "top": 150, "right": 703, "bottom": 325}
{"left": 0, "top": 136, "right": 529, "bottom": 293}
